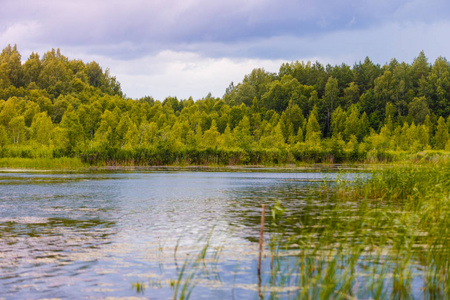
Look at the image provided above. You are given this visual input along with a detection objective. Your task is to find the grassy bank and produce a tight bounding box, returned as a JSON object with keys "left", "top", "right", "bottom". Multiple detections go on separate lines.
{"left": 0, "top": 157, "right": 88, "bottom": 170}
{"left": 0, "top": 150, "right": 448, "bottom": 170}
{"left": 0, "top": 143, "right": 449, "bottom": 169}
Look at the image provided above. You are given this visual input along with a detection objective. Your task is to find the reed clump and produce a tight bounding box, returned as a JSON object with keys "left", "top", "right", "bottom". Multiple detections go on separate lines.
{"left": 0, "top": 157, "right": 88, "bottom": 169}
{"left": 274, "top": 162, "right": 450, "bottom": 299}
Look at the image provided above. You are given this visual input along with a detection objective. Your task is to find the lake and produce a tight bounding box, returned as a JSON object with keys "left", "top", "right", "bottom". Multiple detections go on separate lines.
{"left": 0, "top": 169, "right": 360, "bottom": 299}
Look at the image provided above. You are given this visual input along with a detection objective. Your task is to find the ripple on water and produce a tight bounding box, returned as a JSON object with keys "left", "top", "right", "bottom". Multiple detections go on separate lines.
{"left": 0, "top": 170, "right": 368, "bottom": 299}
{"left": 0, "top": 217, "right": 50, "bottom": 224}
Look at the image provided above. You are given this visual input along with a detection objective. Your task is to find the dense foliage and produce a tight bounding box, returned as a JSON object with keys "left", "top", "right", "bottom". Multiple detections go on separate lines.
{"left": 1, "top": 44, "right": 449, "bottom": 165}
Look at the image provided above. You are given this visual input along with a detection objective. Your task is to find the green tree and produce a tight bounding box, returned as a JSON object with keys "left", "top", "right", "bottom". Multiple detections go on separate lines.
{"left": 447, "top": 116, "right": 450, "bottom": 134}
{"left": 228, "top": 104, "right": 246, "bottom": 130}
{"left": 116, "top": 114, "right": 133, "bottom": 149}
{"left": 285, "top": 100, "right": 305, "bottom": 134}
{"left": 0, "top": 97, "right": 20, "bottom": 127}
{"left": 58, "top": 105, "right": 82, "bottom": 152}
{"left": 374, "top": 71, "right": 395, "bottom": 113}
{"left": 353, "top": 57, "right": 381, "bottom": 92}
{"left": 296, "top": 126, "right": 304, "bottom": 143}
{"left": 367, "top": 123, "right": 392, "bottom": 151}
{"left": 260, "top": 75, "right": 314, "bottom": 113}
{"left": 424, "top": 114, "right": 434, "bottom": 146}
{"left": 324, "top": 76, "right": 339, "bottom": 134}
{"left": 279, "top": 111, "right": 293, "bottom": 142}
{"left": 31, "top": 112, "right": 53, "bottom": 145}
{"left": 305, "top": 107, "right": 321, "bottom": 143}
{"left": 408, "top": 96, "right": 430, "bottom": 124}
{"left": 392, "top": 62, "right": 412, "bottom": 116}
{"left": 343, "top": 107, "right": 360, "bottom": 141}
{"left": 203, "top": 119, "right": 220, "bottom": 148}
{"left": 233, "top": 116, "right": 252, "bottom": 150}
{"left": 328, "top": 133, "right": 345, "bottom": 162}
{"left": 0, "top": 125, "right": 7, "bottom": 148}
{"left": 94, "top": 109, "right": 120, "bottom": 148}
{"left": 38, "top": 49, "right": 73, "bottom": 97}
{"left": 427, "top": 56, "right": 450, "bottom": 115}
{"left": 417, "top": 124, "right": 430, "bottom": 149}
{"left": 343, "top": 82, "right": 359, "bottom": 109}
{"left": 242, "top": 68, "right": 275, "bottom": 99}
{"left": 232, "top": 82, "right": 257, "bottom": 106}
{"left": 273, "top": 123, "right": 286, "bottom": 149}
{"left": 86, "top": 61, "right": 104, "bottom": 88}
{"left": 330, "top": 106, "right": 347, "bottom": 137}
{"left": 23, "top": 52, "right": 42, "bottom": 86}
{"left": 385, "top": 102, "right": 396, "bottom": 124}
{"left": 220, "top": 124, "right": 235, "bottom": 149}
{"left": 36, "top": 96, "right": 54, "bottom": 117}
{"left": 23, "top": 101, "right": 40, "bottom": 127}
{"left": 0, "top": 62, "right": 11, "bottom": 89}
{"left": 8, "top": 116, "right": 26, "bottom": 144}
{"left": 139, "top": 122, "right": 158, "bottom": 147}
{"left": 0, "top": 44, "right": 23, "bottom": 87}
{"left": 411, "top": 51, "right": 430, "bottom": 90}
{"left": 124, "top": 122, "right": 139, "bottom": 149}
{"left": 435, "top": 116, "right": 449, "bottom": 150}
{"left": 358, "top": 112, "right": 370, "bottom": 141}
{"left": 78, "top": 103, "right": 102, "bottom": 150}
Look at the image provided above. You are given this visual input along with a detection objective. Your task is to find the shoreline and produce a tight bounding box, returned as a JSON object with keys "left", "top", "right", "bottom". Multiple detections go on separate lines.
{"left": 0, "top": 162, "right": 414, "bottom": 173}
{"left": 0, "top": 153, "right": 448, "bottom": 172}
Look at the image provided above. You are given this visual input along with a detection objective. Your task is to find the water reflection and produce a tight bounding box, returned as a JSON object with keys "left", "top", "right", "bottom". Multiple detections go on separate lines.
{"left": 0, "top": 172, "right": 120, "bottom": 299}
{"left": 0, "top": 170, "right": 362, "bottom": 299}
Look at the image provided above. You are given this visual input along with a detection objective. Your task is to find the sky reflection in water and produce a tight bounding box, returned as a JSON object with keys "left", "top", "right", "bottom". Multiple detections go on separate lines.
{"left": 0, "top": 170, "right": 357, "bottom": 299}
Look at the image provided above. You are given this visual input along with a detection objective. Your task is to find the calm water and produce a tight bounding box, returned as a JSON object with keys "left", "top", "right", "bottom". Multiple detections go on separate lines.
{"left": 0, "top": 169, "right": 355, "bottom": 299}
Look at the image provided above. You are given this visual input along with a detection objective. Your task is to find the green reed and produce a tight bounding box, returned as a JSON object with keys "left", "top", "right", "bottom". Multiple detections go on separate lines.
{"left": 0, "top": 157, "right": 88, "bottom": 169}
{"left": 259, "top": 163, "right": 450, "bottom": 299}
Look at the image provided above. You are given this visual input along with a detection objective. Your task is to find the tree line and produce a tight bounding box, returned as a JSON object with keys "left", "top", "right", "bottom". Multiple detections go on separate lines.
{"left": 0, "top": 44, "right": 449, "bottom": 165}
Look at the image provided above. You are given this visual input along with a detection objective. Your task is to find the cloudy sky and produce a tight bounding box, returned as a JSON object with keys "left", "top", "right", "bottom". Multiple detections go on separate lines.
{"left": 1, "top": 0, "right": 450, "bottom": 100}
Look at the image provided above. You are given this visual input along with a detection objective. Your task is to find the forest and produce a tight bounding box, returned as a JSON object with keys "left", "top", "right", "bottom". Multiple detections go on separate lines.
{"left": 0, "top": 44, "right": 449, "bottom": 166}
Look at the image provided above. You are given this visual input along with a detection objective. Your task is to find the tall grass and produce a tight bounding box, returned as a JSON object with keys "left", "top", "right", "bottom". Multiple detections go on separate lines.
{"left": 286, "top": 162, "right": 450, "bottom": 299}
{"left": 2, "top": 143, "right": 449, "bottom": 167}
{"left": 0, "top": 157, "right": 88, "bottom": 169}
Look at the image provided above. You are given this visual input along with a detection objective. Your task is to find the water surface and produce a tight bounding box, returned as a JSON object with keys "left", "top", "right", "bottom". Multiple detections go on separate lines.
{"left": 0, "top": 169, "right": 356, "bottom": 299}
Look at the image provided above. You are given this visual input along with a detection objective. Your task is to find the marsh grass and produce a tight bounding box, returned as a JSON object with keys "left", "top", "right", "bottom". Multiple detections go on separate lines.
{"left": 278, "top": 163, "right": 448, "bottom": 299}
{"left": 298, "top": 162, "right": 450, "bottom": 299}
{"left": 0, "top": 157, "right": 88, "bottom": 169}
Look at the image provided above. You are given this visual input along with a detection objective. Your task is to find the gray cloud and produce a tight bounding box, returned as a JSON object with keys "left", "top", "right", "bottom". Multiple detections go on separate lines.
{"left": 1, "top": 0, "right": 450, "bottom": 99}
{"left": 58, "top": 20, "right": 450, "bottom": 100}
{"left": 2, "top": 0, "right": 449, "bottom": 60}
